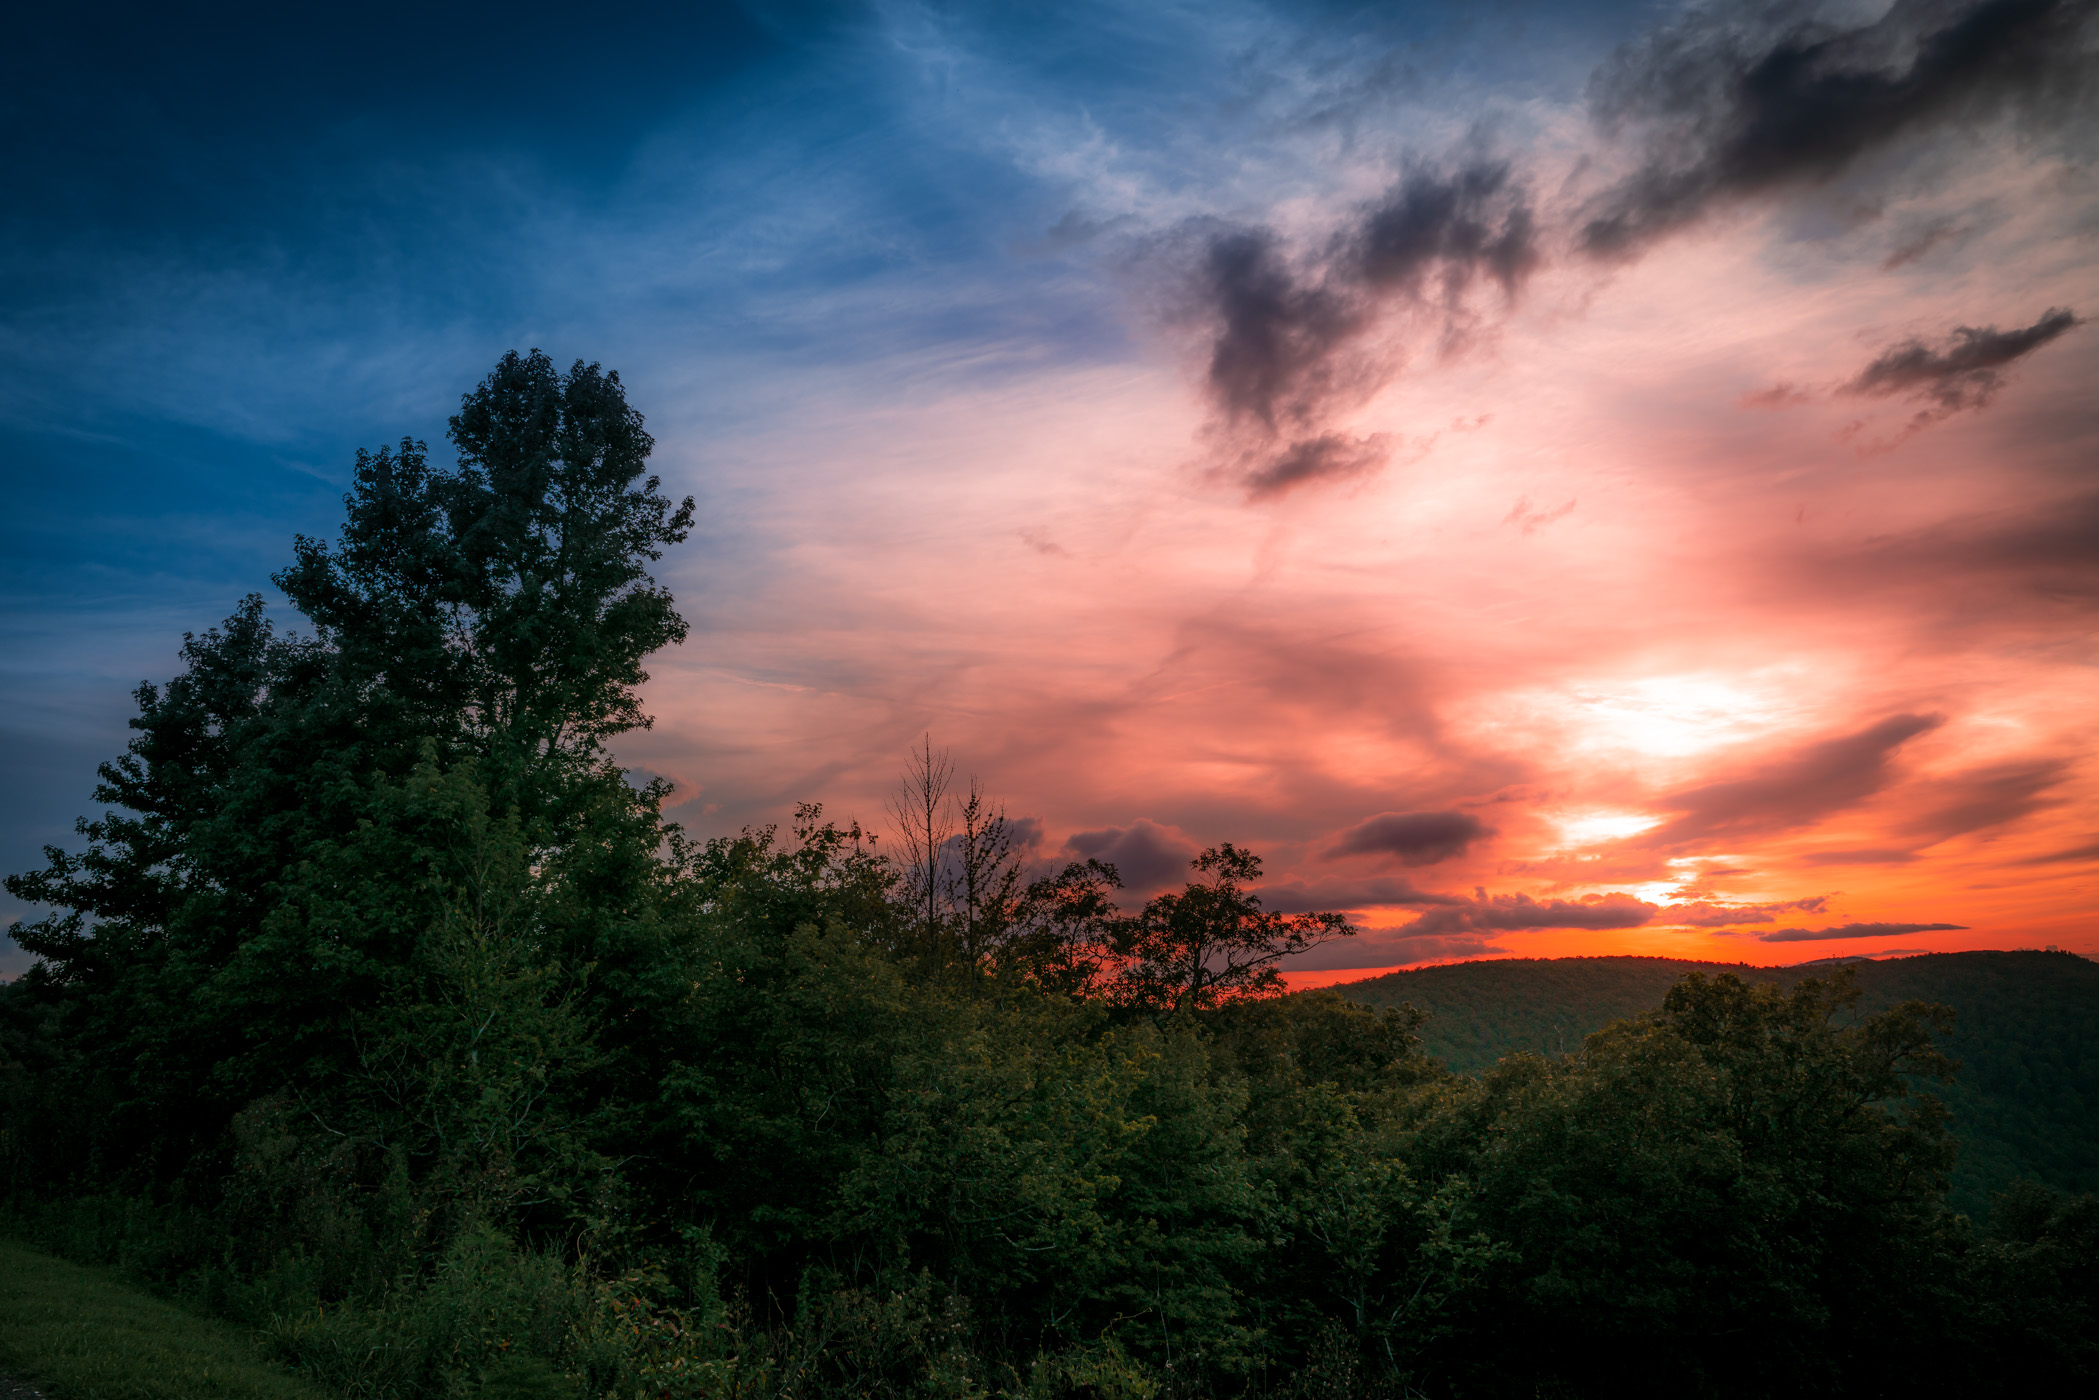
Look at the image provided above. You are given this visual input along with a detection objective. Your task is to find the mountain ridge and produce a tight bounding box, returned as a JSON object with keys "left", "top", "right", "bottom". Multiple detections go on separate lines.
{"left": 1331, "top": 948, "right": 2099, "bottom": 1214}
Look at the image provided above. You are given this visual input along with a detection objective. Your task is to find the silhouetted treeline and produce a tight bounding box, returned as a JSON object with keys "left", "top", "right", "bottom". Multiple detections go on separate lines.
{"left": 1, "top": 353, "right": 2092, "bottom": 1400}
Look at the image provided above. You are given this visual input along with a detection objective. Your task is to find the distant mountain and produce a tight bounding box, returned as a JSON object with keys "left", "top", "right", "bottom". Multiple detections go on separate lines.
{"left": 1333, "top": 950, "right": 2099, "bottom": 1216}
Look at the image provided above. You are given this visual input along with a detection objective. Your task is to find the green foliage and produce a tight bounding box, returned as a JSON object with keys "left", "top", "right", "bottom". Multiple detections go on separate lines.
{"left": 275, "top": 350, "right": 694, "bottom": 775}
{"left": 1339, "top": 950, "right": 2099, "bottom": 1213}
{"left": 0, "top": 1237, "right": 330, "bottom": 1400}
{"left": 1827, "top": 952, "right": 2099, "bottom": 1207}
{"left": 3, "top": 352, "right": 2094, "bottom": 1399}
{"left": 2, "top": 351, "right": 692, "bottom": 1201}
{"left": 1437, "top": 973, "right": 1962, "bottom": 1393}
{"left": 261, "top": 1227, "right": 588, "bottom": 1400}
{"left": 1338, "top": 956, "right": 1786, "bottom": 1072}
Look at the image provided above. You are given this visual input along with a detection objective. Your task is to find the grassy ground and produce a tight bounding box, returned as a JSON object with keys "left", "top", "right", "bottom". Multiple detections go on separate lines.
{"left": 0, "top": 1239, "right": 327, "bottom": 1400}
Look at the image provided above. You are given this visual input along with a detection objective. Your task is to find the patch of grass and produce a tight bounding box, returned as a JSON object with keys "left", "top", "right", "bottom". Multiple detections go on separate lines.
{"left": 0, "top": 1238, "right": 328, "bottom": 1400}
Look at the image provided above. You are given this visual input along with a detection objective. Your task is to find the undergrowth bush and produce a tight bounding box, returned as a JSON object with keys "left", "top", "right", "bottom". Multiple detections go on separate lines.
{"left": 262, "top": 1227, "right": 585, "bottom": 1400}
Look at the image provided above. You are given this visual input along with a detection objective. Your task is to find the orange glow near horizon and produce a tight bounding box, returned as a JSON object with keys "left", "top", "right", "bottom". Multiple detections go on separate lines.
{"left": 3, "top": 0, "right": 2093, "bottom": 991}
{"left": 607, "top": 124, "right": 2097, "bottom": 977}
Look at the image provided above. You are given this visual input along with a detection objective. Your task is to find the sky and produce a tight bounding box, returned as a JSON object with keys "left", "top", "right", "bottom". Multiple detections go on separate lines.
{"left": 3, "top": 0, "right": 2096, "bottom": 981}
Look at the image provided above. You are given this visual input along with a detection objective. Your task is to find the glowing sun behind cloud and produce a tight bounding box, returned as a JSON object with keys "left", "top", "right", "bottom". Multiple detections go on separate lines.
{"left": 3, "top": 0, "right": 2095, "bottom": 984}
{"left": 1556, "top": 812, "right": 1665, "bottom": 846}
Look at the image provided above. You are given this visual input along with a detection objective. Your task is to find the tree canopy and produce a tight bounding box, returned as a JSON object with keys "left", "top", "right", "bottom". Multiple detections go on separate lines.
{"left": 2, "top": 352, "right": 2092, "bottom": 1400}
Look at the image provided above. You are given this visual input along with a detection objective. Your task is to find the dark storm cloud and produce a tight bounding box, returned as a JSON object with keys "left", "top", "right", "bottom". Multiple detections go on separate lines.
{"left": 1645, "top": 713, "right": 1942, "bottom": 846}
{"left": 1198, "top": 229, "right": 1368, "bottom": 438}
{"left": 1062, "top": 819, "right": 1201, "bottom": 894}
{"left": 1398, "top": 889, "right": 1657, "bottom": 936}
{"left": 1175, "top": 2, "right": 2095, "bottom": 503}
{"left": 1261, "top": 876, "right": 1470, "bottom": 915}
{"left": 1758, "top": 920, "right": 1968, "bottom": 942}
{"left": 1844, "top": 307, "right": 2082, "bottom": 413}
{"left": 1244, "top": 433, "right": 1397, "bottom": 499}
{"left": 1187, "top": 160, "right": 1538, "bottom": 497}
{"left": 1743, "top": 305, "right": 2081, "bottom": 441}
{"left": 1354, "top": 161, "right": 1540, "bottom": 300}
{"left": 1580, "top": 0, "right": 2099, "bottom": 257}
{"left": 1064, "top": 824, "right": 1479, "bottom": 909}
{"left": 1328, "top": 809, "right": 1489, "bottom": 865}
{"left": 1003, "top": 815, "right": 1047, "bottom": 853}
{"left": 934, "top": 814, "right": 1048, "bottom": 889}
{"left": 944, "top": 815, "right": 1045, "bottom": 868}
{"left": 1369, "top": 934, "right": 1507, "bottom": 962}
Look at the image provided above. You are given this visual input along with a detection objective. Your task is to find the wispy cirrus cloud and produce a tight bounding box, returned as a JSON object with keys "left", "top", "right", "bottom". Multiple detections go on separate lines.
{"left": 1644, "top": 714, "right": 1943, "bottom": 848}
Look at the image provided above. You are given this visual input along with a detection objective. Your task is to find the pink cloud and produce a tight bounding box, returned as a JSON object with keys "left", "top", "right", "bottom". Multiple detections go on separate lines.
{"left": 611, "top": 2, "right": 2099, "bottom": 968}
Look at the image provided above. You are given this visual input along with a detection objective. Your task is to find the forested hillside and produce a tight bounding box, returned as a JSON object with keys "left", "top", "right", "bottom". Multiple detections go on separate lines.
{"left": 1336, "top": 952, "right": 2099, "bottom": 1214}
{"left": 1, "top": 355, "right": 2093, "bottom": 1400}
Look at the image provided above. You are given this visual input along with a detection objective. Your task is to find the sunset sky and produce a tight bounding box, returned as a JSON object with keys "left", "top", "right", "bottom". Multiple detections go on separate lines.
{"left": 3, "top": 0, "right": 2095, "bottom": 979}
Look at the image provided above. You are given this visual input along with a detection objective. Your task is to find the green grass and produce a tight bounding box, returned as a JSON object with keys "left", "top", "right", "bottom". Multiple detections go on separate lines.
{"left": 0, "top": 1239, "right": 329, "bottom": 1400}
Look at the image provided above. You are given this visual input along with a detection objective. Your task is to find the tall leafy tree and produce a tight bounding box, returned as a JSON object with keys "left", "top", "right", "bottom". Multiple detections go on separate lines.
{"left": 1000, "top": 857, "right": 1125, "bottom": 998}
{"left": 275, "top": 349, "right": 693, "bottom": 830}
{"left": 1109, "top": 844, "right": 1357, "bottom": 1016}
{"left": 5, "top": 350, "right": 692, "bottom": 1182}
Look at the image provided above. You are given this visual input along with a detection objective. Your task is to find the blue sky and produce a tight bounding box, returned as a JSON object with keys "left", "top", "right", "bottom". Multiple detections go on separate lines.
{"left": 1, "top": 0, "right": 1627, "bottom": 852}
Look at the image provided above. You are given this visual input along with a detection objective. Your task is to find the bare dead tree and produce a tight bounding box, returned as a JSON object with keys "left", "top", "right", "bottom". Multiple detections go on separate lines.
{"left": 887, "top": 737, "right": 1043, "bottom": 983}
{"left": 888, "top": 734, "right": 954, "bottom": 961}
